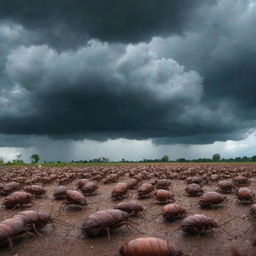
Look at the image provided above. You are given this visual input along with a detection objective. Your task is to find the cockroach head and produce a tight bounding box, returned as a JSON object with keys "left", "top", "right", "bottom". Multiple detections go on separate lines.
{"left": 121, "top": 210, "right": 130, "bottom": 219}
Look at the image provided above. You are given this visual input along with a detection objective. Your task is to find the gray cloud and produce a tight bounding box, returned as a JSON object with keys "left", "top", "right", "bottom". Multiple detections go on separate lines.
{"left": 3, "top": 41, "right": 210, "bottom": 142}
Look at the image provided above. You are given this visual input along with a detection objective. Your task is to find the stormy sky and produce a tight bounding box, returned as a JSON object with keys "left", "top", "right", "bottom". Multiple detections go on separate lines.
{"left": 0, "top": 0, "right": 256, "bottom": 162}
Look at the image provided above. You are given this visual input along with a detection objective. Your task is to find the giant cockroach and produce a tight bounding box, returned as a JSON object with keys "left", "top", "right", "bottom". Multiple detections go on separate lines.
{"left": 162, "top": 203, "right": 187, "bottom": 221}
{"left": 138, "top": 183, "right": 154, "bottom": 199}
{"left": 23, "top": 185, "right": 46, "bottom": 198}
{"left": 80, "top": 181, "right": 98, "bottom": 196}
{"left": 185, "top": 176, "right": 202, "bottom": 185}
{"left": 53, "top": 186, "right": 67, "bottom": 200}
{"left": 154, "top": 189, "right": 174, "bottom": 204}
{"left": 3, "top": 192, "right": 33, "bottom": 209}
{"left": 114, "top": 201, "right": 144, "bottom": 217}
{"left": 126, "top": 179, "right": 139, "bottom": 189}
{"left": 217, "top": 180, "right": 234, "bottom": 194}
{"left": 81, "top": 209, "right": 139, "bottom": 239}
{"left": 236, "top": 187, "right": 254, "bottom": 204}
{"left": 111, "top": 183, "right": 129, "bottom": 200}
{"left": 0, "top": 182, "right": 20, "bottom": 196}
{"left": 185, "top": 183, "right": 203, "bottom": 197}
{"left": 156, "top": 179, "right": 171, "bottom": 190}
{"left": 199, "top": 192, "right": 226, "bottom": 208}
{"left": 0, "top": 210, "right": 52, "bottom": 248}
{"left": 77, "top": 179, "right": 90, "bottom": 189}
{"left": 180, "top": 214, "right": 234, "bottom": 236}
{"left": 120, "top": 237, "right": 185, "bottom": 256}
{"left": 233, "top": 175, "right": 249, "bottom": 186}
{"left": 59, "top": 190, "right": 87, "bottom": 213}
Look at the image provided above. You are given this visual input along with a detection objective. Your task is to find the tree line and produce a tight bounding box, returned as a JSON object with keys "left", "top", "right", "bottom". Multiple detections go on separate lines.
{"left": 1, "top": 153, "right": 256, "bottom": 165}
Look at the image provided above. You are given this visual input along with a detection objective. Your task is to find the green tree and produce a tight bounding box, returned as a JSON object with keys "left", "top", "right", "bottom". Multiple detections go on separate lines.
{"left": 251, "top": 155, "right": 256, "bottom": 161}
{"left": 212, "top": 154, "right": 221, "bottom": 162}
{"left": 161, "top": 155, "right": 169, "bottom": 162}
{"left": 31, "top": 154, "right": 40, "bottom": 164}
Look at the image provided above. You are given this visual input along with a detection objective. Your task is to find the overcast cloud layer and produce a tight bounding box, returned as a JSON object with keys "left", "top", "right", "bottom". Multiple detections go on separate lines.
{"left": 0, "top": 0, "right": 256, "bottom": 161}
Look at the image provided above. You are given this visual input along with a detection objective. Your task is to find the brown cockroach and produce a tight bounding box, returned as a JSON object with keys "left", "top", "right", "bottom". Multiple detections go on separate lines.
{"left": 120, "top": 237, "right": 185, "bottom": 256}
{"left": 77, "top": 179, "right": 90, "bottom": 189}
{"left": 181, "top": 214, "right": 218, "bottom": 234}
{"left": 81, "top": 209, "right": 136, "bottom": 239}
{"left": 126, "top": 179, "right": 139, "bottom": 189}
{"left": 180, "top": 214, "right": 236, "bottom": 236}
{"left": 138, "top": 183, "right": 154, "bottom": 199}
{"left": 114, "top": 201, "right": 144, "bottom": 217}
{"left": 0, "top": 182, "right": 20, "bottom": 196}
{"left": 23, "top": 185, "right": 46, "bottom": 198}
{"left": 233, "top": 175, "right": 249, "bottom": 186}
{"left": 103, "top": 174, "right": 119, "bottom": 184}
{"left": 3, "top": 192, "right": 33, "bottom": 209}
{"left": 112, "top": 183, "right": 129, "bottom": 200}
{"left": 185, "top": 183, "right": 203, "bottom": 196}
{"left": 16, "top": 210, "right": 53, "bottom": 229}
{"left": 0, "top": 210, "right": 52, "bottom": 248}
{"left": 199, "top": 192, "right": 226, "bottom": 208}
{"left": 80, "top": 181, "right": 98, "bottom": 196}
{"left": 162, "top": 203, "right": 187, "bottom": 221}
{"left": 186, "top": 176, "right": 202, "bottom": 184}
{"left": 154, "top": 189, "right": 174, "bottom": 204}
{"left": 210, "top": 174, "right": 219, "bottom": 182}
{"left": 217, "top": 180, "right": 234, "bottom": 194}
{"left": 156, "top": 179, "right": 171, "bottom": 190}
{"left": 236, "top": 187, "right": 254, "bottom": 204}
{"left": 59, "top": 190, "right": 87, "bottom": 213}
{"left": 53, "top": 186, "right": 67, "bottom": 200}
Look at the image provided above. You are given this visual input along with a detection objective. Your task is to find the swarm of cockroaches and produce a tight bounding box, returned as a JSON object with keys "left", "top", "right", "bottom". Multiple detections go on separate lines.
{"left": 0, "top": 163, "right": 256, "bottom": 254}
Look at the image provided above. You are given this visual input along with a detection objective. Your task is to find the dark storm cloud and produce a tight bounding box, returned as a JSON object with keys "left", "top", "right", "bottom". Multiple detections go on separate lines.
{"left": 0, "top": 0, "right": 212, "bottom": 47}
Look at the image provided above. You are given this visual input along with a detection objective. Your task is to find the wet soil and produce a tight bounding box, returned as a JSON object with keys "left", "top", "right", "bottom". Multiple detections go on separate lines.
{"left": 1, "top": 167, "right": 256, "bottom": 256}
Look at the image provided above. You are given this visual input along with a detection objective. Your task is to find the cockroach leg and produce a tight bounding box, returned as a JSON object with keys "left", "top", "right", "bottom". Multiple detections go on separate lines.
{"left": 32, "top": 224, "right": 42, "bottom": 236}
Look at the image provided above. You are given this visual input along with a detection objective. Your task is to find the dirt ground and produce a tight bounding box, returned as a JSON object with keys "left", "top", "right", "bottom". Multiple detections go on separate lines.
{"left": 1, "top": 165, "right": 256, "bottom": 256}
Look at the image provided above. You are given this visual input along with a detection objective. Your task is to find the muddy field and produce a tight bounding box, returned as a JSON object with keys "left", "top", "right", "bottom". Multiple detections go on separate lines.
{"left": 1, "top": 163, "right": 256, "bottom": 256}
